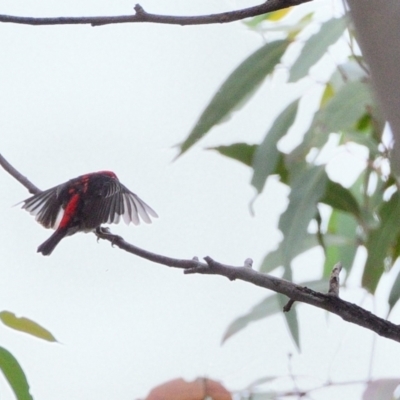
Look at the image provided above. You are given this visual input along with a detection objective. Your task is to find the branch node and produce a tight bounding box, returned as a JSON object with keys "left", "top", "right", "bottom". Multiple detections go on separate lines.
{"left": 283, "top": 299, "right": 295, "bottom": 312}
{"left": 134, "top": 4, "right": 146, "bottom": 16}
{"left": 244, "top": 258, "right": 253, "bottom": 268}
{"left": 328, "top": 262, "right": 342, "bottom": 297}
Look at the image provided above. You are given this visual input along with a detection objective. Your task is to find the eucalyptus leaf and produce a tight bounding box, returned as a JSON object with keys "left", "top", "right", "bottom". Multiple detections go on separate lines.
{"left": 180, "top": 40, "right": 289, "bottom": 154}
{"left": 278, "top": 292, "right": 300, "bottom": 350}
{"left": 260, "top": 234, "right": 318, "bottom": 273}
{"left": 221, "top": 294, "right": 280, "bottom": 343}
{"left": 323, "top": 210, "right": 358, "bottom": 277}
{"left": 252, "top": 99, "right": 300, "bottom": 193}
{"left": 0, "top": 347, "right": 32, "bottom": 400}
{"left": 289, "top": 16, "right": 347, "bottom": 82}
{"left": 279, "top": 165, "right": 328, "bottom": 268}
{"left": 388, "top": 267, "right": 400, "bottom": 312}
{"left": 362, "top": 192, "right": 400, "bottom": 293}
{"left": 319, "top": 81, "right": 374, "bottom": 133}
{"left": 222, "top": 279, "right": 328, "bottom": 344}
{"left": 0, "top": 311, "right": 57, "bottom": 342}
{"left": 207, "top": 143, "right": 256, "bottom": 167}
{"left": 320, "top": 179, "right": 361, "bottom": 218}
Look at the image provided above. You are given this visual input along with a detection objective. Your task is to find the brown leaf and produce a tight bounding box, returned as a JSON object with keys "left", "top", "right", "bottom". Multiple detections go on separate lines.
{"left": 145, "top": 377, "right": 232, "bottom": 400}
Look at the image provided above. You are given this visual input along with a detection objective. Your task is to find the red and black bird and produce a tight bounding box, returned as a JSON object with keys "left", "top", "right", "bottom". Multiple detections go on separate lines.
{"left": 21, "top": 171, "right": 158, "bottom": 256}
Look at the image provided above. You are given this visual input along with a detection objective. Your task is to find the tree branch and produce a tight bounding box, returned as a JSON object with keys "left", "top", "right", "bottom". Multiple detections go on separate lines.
{"left": 0, "top": 153, "right": 41, "bottom": 194}
{"left": 0, "top": 0, "right": 312, "bottom": 27}
{"left": 2, "top": 153, "right": 400, "bottom": 344}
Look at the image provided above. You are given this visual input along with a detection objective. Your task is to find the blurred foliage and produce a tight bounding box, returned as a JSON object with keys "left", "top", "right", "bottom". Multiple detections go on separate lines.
{"left": 181, "top": 9, "right": 399, "bottom": 349}
{"left": 0, "top": 311, "right": 57, "bottom": 399}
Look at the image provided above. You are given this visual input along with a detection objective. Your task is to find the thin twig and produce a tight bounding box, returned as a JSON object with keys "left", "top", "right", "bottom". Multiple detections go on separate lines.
{"left": 0, "top": 0, "right": 312, "bottom": 27}
{"left": 0, "top": 153, "right": 41, "bottom": 194}
{"left": 328, "top": 262, "right": 342, "bottom": 297}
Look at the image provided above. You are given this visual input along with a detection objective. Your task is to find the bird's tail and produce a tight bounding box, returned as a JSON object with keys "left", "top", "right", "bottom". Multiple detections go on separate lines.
{"left": 37, "top": 229, "right": 67, "bottom": 256}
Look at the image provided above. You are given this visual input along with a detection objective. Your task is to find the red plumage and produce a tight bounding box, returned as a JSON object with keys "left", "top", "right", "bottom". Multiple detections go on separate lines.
{"left": 21, "top": 171, "right": 158, "bottom": 255}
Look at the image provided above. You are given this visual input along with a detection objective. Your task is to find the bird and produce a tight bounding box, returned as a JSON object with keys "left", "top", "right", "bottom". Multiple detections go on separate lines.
{"left": 21, "top": 171, "right": 158, "bottom": 256}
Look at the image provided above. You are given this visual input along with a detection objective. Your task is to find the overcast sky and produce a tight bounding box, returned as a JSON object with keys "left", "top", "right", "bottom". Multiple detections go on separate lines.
{"left": 1, "top": 1, "right": 400, "bottom": 399}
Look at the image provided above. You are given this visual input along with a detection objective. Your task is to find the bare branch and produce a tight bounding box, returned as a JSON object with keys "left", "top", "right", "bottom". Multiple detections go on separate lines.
{"left": 0, "top": 153, "right": 41, "bottom": 194}
{"left": 2, "top": 154, "right": 400, "bottom": 344}
{"left": 0, "top": 0, "right": 312, "bottom": 27}
{"left": 93, "top": 229, "right": 400, "bottom": 343}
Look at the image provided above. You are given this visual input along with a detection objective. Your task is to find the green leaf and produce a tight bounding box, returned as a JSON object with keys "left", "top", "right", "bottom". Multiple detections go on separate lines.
{"left": 323, "top": 210, "right": 358, "bottom": 277}
{"left": 243, "top": 14, "right": 270, "bottom": 28}
{"left": 320, "top": 82, "right": 335, "bottom": 108}
{"left": 320, "top": 179, "right": 361, "bottom": 218}
{"left": 180, "top": 40, "right": 290, "bottom": 154}
{"left": 260, "top": 234, "right": 318, "bottom": 273}
{"left": 221, "top": 294, "right": 280, "bottom": 343}
{"left": 278, "top": 292, "right": 300, "bottom": 350}
{"left": 207, "top": 143, "right": 256, "bottom": 166}
{"left": 388, "top": 267, "right": 400, "bottom": 312}
{"left": 222, "top": 279, "right": 328, "bottom": 344}
{"left": 341, "top": 130, "right": 380, "bottom": 156}
{"left": 289, "top": 16, "right": 347, "bottom": 82}
{"left": 208, "top": 143, "right": 290, "bottom": 184}
{"left": 275, "top": 152, "right": 290, "bottom": 184}
{"left": 279, "top": 165, "right": 328, "bottom": 267}
{"left": 362, "top": 192, "right": 400, "bottom": 293}
{"left": 266, "top": 8, "right": 293, "bottom": 21}
{"left": 0, "top": 347, "right": 33, "bottom": 400}
{"left": 251, "top": 99, "right": 300, "bottom": 193}
{"left": 0, "top": 311, "right": 57, "bottom": 342}
{"left": 319, "top": 81, "right": 374, "bottom": 133}
{"left": 289, "top": 80, "right": 374, "bottom": 163}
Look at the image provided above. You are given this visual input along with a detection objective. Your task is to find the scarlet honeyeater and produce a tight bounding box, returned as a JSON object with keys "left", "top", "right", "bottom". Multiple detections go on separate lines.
{"left": 21, "top": 171, "right": 158, "bottom": 256}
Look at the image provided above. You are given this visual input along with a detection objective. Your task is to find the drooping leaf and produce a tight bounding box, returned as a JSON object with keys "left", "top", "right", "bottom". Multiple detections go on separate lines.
{"left": 260, "top": 234, "right": 318, "bottom": 273}
{"left": 289, "top": 16, "right": 347, "bottom": 82}
{"left": 362, "top": 378, "right": 400, "bottom": 400}
{"left": 266, "top": 8, "right": 293, "bottom": 21}
{"left": 289, "top": 80, "right": 373, "bottom": 164}
{"left": 362, "top": 192, "right": 400, "bottom": 293}
{"left": 251, "top": 99, "right": 300, "bottom": 193}
{"left": 279, "top": 165, "right": 328, "bottom": 268}
{"left": 0, "top": 311, "right": 57, "bottom": 342}
{"left": 341, "top": 130, "right": 380, "bottom": 156}
{"left": 179, "top": 40, "right": 289, "bottom": 154}
{"left": 243, "top": 14, "right": 270, "bottom": 28}
{"left": 387, "top": 232, "right": 400, "bottom": 311}
{"left": 222, "top": 279, "right": 328, "bottom": 344}
{"left": 388, "top": 266, "right": 400, "bottom": 312}
{"left": 208, "top": 143, "right": 256, "bottom": 167}
{"left": 0, "top": 347, "right": 33, "bottom": 400}
{"left": 287, "top": 13, "right": 315, "bottom": 40}
{"left": 318, "top": 80, "right": 374, "bottom": 133}
{"left": 320, "top": 179, "right": 361, "bottom": 218}
{"left": 221, "top": 294, "right": 280, "bottom": 343}
{"left": 323, "top": 210, "right": 359, "bottom": 277}
{"left": 209, "top": 143, "right": 290, "bottom": 185}
{"left": 278, "top": 292, "right": 300, "bottom": 350}
{"left": 320, "top": 82, "right": 335, "bottom": 108}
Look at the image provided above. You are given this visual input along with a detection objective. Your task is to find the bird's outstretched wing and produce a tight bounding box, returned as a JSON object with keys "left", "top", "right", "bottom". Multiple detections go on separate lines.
{"left": 81, "top": 180, "right": 158, "bottom": 229}
{"left": 21, "top": 187, "right": 63, "bottom": 229}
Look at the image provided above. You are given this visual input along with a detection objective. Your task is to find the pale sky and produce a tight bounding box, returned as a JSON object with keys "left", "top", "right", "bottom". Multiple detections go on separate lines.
{"left": 1, "top": 1, "right": 400, "bottom": 399}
